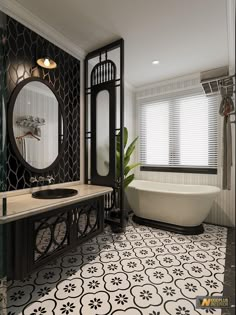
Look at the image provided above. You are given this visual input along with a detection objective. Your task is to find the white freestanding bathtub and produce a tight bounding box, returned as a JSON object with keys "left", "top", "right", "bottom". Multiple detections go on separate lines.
{"left": 126, "top": 180, "right": 220, "bottom": 234}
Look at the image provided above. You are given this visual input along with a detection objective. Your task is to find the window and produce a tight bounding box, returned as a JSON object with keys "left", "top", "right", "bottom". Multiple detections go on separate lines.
{"left": 139, "top": 89, "right": 218, "bottom": 173}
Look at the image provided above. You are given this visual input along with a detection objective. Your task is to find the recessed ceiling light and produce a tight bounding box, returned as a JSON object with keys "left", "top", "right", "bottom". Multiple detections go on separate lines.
{"left": 152, "top": 60, "right": 159, "bottom": 65}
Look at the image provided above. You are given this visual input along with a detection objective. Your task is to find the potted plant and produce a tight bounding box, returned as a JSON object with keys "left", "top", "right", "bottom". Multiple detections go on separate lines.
{"left": 110, "top": 127, "right": 140, "bottom": 218}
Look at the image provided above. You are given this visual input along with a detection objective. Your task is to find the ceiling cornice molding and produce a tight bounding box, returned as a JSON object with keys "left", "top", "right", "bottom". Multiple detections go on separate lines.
{"left": 0, "top": 0, "right": 86, "bottom": 60}
{"left": 226, "top": 0, "right": 235, "bottom": 74}
{"left": 135, "top": 72, "right": 200, "bottom": 94}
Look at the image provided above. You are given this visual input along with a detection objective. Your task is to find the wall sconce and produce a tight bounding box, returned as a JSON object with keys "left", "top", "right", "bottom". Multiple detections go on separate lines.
{"left": 36, "top": 47, "right": 57, "bottom": 69}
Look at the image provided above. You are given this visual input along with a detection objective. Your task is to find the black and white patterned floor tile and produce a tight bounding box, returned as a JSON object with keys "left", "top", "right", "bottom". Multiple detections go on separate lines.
{"left": 7, "top": 219, "right": 227, "bottom": 315}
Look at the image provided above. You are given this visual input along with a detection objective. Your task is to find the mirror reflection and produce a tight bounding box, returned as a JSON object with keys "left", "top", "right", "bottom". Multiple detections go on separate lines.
{"left": 12, "top": 81, "right": 62, "bottom": 170}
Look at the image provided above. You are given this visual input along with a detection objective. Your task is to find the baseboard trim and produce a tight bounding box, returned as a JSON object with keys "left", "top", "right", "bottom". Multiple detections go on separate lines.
{"left": 132, "top": 214, "right": 204, "bottom": 235}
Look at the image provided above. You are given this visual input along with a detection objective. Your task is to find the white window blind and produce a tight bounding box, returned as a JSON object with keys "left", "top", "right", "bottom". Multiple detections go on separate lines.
{"left": 139, "top": 89, "right": 218, "bottom": 171}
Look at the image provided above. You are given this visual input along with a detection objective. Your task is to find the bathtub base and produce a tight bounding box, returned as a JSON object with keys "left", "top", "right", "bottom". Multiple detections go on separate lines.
{"left": 133, "top": 215, "right": 204, "bottom": 235}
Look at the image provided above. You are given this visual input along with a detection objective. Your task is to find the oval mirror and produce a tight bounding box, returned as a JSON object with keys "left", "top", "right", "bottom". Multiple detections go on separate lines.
{"left": 8, "top": 78, "right": 65, "bottom": 173}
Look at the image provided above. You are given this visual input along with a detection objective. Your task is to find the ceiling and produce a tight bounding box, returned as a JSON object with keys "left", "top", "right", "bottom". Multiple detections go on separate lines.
{"left": 14, "top": 0, "right": 229, "bottom": 87}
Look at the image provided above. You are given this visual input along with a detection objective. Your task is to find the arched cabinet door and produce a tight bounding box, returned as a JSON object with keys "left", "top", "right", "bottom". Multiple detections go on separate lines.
{"left": 90, "top": 60, "right": 116, "bottom": 186}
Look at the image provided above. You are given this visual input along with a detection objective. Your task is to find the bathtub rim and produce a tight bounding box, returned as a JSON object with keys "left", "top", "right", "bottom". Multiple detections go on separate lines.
{"left": 128, "top": 180, "right": 221, "bottom": 196}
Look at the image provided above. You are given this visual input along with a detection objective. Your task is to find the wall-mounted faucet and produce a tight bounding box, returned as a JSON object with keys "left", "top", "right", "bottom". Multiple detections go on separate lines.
{"left": 46, "top": 175, "right": 55, "bottom": 184}
{"left": 30, "top": 176, "right": 55, "bottom": 185}
{"left": 30, "top": 177, "right": 38, "bottom": 184}
{"left": 38, "top": 176, "right": 45, "bottom": 183}
{"left": 38, "top": 176, "right": 55, "bottom": 185}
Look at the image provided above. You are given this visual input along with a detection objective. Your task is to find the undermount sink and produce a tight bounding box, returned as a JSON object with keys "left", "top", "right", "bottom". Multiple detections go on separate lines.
{"left": 32, "top": 188, "right": 78, "bottom": 199}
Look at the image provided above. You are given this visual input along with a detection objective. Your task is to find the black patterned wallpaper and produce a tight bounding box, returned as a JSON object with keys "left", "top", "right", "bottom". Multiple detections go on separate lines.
{"left": 3, "top": 13, "right": 80, "bottom": 190}
{"left": 0, "top": 13, "right": 7, "bottom": 192}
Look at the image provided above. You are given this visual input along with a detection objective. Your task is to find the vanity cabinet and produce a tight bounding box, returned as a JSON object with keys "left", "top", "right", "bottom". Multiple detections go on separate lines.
{"left": 7, "top": 196, "right": 104, "bottom": 280}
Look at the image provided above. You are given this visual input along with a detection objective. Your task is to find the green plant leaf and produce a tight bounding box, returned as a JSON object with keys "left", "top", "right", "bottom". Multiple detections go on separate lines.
{"left": 116, "top": 127, "right": 140, "bottom": 184}
{"left": 124, "top": 174, "right": 135, "bottom": 189}
{"left": 116, "top": 150, "right": 120, "bottom": 175}
{"left": 124, "top": 127, "right": 128, "bottom": 148}
{"left": 116, "top": 150, "right": 120, "bottom": 162}
{"left": 124, "top": 162, "right": 141, "bottom": 176}
{"left": 125, "top": 136, "right": 139, "bottom": 160}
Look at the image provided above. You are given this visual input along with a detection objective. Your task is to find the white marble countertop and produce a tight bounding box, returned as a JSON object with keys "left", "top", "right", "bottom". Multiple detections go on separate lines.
{"left": 0, "top": 184, "right": 112, "bottom": 224}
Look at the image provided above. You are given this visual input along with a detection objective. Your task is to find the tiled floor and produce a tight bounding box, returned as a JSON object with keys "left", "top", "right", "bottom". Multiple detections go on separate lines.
{"left": 6, "top": 218, "right": 228, "bottom": 315}
{"left": 222, "top": 228, "right": 235, "bottom": 315}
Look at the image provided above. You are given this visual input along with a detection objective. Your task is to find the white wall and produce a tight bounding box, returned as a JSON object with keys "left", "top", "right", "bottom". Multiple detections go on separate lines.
{"left": 124, "top": 85, "right": 136, "bottom": 150}
{"left": 131, "top": 73, "right": 235, "bottom": 227}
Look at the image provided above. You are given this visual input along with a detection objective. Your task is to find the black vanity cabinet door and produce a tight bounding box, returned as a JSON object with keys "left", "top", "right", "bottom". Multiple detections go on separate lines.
{"left": 7, "top": 196, "right": 104, "bottom": 280}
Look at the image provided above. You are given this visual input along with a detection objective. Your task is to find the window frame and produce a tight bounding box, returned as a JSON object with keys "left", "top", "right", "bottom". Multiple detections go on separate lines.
{"left": 139, "top": 91, "right": 218, "bottom": 175}
{"left": 140, "top": 165, "right": 217, "bottom": 174}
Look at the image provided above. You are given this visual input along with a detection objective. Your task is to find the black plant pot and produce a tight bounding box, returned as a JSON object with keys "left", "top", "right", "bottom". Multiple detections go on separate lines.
{"left": 110, "top": 208, "right": 129, "bottom": 220}
{"left": 110, "top": 208, "right": 121, "bottom": 219}
{"left": 111, "top": 224, "right": 125, "bottom": 233}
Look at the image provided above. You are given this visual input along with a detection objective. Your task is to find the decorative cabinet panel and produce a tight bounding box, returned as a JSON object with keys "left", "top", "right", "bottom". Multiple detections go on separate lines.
{"left": 34, "top": 212, "right": 69, "bottom": 262}
{"left": 7, "top": 196, "right": 104, "bottom": 280}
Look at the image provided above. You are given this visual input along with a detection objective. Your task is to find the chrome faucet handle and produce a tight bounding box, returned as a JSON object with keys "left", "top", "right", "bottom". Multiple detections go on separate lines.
{"left": 38, "top": 176, "right": 45, "bottom": 183}
{"left": 37, "top": 176, "right": 54, "bottom": 184}
{"left": 30, "top": 176, "right": 38, "bottom": 183}
{"left": 46, "top": 175, "right": 55, "bottom": 184}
